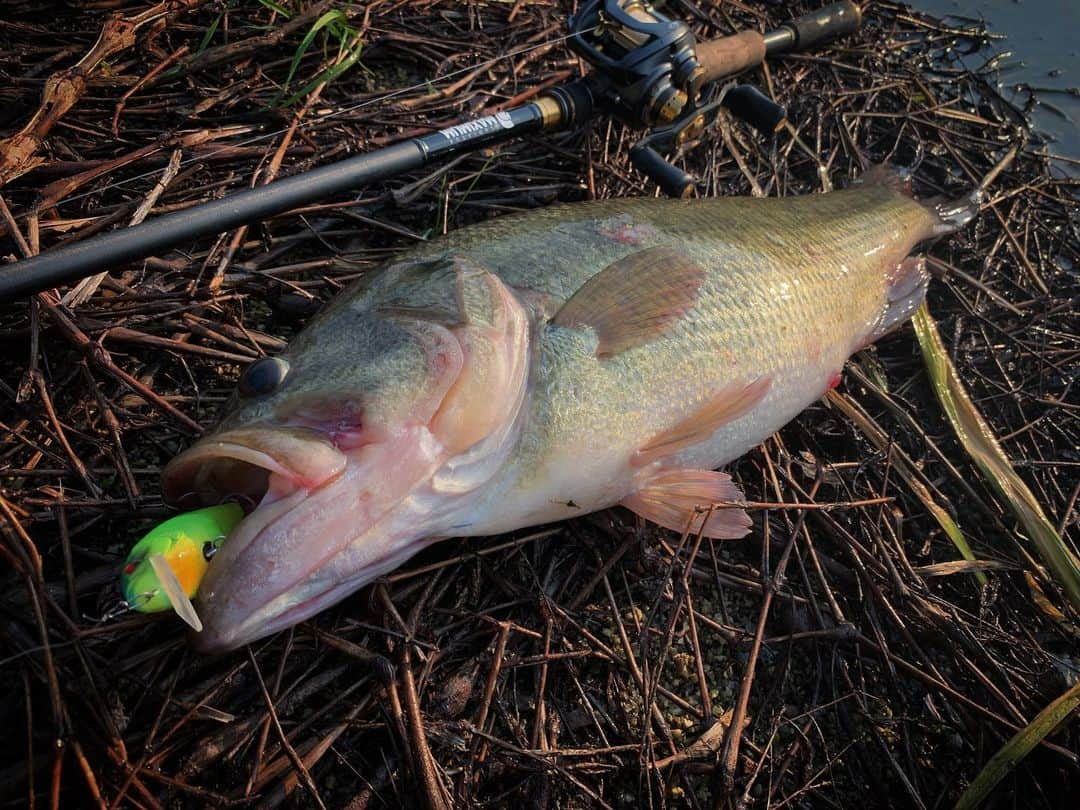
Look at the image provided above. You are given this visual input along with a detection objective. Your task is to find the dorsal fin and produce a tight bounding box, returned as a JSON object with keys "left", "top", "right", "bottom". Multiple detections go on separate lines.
{"left": 552, "top": 245, "right": 706, "bottom": 358}
{"left": 857, "top": 163, "right": 913, "bottom": 196}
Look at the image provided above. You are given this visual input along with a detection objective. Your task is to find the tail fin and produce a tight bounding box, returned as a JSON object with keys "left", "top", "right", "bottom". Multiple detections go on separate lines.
{"left": 925, "top": 191, "right": 983, "bottom": 236}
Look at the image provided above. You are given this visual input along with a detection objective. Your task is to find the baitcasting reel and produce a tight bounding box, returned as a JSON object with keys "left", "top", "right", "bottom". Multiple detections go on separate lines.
{"left": 568, "top": 0, "right": 860, "bottom": 195}
{"left": 568, "top": 0, "right": 705, "bottom": 128}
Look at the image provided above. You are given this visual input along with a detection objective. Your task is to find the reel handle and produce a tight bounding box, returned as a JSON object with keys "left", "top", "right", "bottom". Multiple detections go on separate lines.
{"left": 695, "top": 31, "right": 766, "bottom": 84}
{"left": 697, "top": 2, "right": 862, "bottom": 83}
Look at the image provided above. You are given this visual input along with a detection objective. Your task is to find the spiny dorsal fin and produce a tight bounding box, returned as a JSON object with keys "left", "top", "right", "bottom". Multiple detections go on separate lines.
{"left": 621, "top": 468, "right": 751, "bottom": 539}
{"left": 552, "top": 245, "right": 706, "bottom": 358}
{"left": 633, "top": 377, "right": 771, "bottom": 467}
{"left": 857, "top": 163, "right": 913, "bottom": 196}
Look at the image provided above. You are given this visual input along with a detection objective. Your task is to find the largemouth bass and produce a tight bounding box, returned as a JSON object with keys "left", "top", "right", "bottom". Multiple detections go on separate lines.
{"left": 162, "top": 166, "right": 973, "bottom": 651}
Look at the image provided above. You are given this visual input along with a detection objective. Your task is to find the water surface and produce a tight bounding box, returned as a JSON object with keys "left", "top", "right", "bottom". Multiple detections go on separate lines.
{"left": 914, "top": 0, "right": 1080, "bottom": 172}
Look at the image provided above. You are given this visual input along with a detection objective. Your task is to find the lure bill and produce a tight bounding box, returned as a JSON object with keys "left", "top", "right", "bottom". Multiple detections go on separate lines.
{"left": 147, "top": 553, "right": 205, "bottom": 632}
{"left": 120, "top": 503, "right": 244, "bottom": 630}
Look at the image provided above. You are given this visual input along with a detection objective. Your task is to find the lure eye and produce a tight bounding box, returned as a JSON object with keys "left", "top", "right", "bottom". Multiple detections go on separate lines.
{"left": 202, "top": 535, "right": 227, "bottom": 562}
{"left": 237, "top": 356, "right": 289, "bottom": 397}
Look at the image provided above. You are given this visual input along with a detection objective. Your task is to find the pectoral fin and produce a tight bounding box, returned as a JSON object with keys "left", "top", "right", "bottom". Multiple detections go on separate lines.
{"left": 633, "top": 378, "right": 770, "bottom": 467}
{"left": 621, "top": 469, "right": 751, "bottom": 539}
{"left": 552, "top": 245, "right": 706, "bottom": 357}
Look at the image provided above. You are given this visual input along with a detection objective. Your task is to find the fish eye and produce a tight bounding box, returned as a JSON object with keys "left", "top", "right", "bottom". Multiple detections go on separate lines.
{"left": 237, "top": 357, "right": 289, "bottom": 397}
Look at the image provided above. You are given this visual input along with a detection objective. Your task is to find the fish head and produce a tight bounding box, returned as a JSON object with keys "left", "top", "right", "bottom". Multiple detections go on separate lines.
{"left": 162, "top": 266, "right": 530, "bottom": 651}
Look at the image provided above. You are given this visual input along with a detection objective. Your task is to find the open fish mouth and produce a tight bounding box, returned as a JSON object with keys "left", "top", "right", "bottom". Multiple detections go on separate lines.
{"left": 159, "top": 427, "right": 353, "bottom": 650}
{"left": 160, "top": 423, "right": 446, "bottom": 652}
{"left": 161, "top": 426, "right": 349, "bottom": 511}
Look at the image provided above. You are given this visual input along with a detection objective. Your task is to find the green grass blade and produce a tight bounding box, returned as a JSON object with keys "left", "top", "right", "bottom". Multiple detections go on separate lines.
{"left": 913, "top": 303, "right": 1080, "bottom": 611}
{"left": 256, "top": 0, "right": 293, "bottom": 17}
{"left": 280, "top": 31, "right": 363, "bottom": 107}
{"left": 276, "top": 9, "right": 349, "bottom": 103}
{"left": 195, "top": 10, "right": 225, "bottom": 56}
{"left": 954, "top": 679, "right": 1080, "bottom": 809}
{"left": 826, "top": 389, "right": 986, "bottom": 583}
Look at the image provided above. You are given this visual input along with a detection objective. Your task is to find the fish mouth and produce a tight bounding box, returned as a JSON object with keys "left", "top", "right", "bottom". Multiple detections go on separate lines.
{"left": 160, "top": 426, "right": 352, "bottom": 651}
{"left": 161, "top": 426, "right": 348, "bottom": 510}
{"left": 162, "top": 424, "right": 445, "bottom": 653}
{"left": 191, "top": 522, "right": 429, "bottom": 652}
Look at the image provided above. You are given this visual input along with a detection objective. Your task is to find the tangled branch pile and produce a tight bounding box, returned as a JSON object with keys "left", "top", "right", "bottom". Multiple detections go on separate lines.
{"left": 1, "top": 1, "right": 1077, "bottom": 807}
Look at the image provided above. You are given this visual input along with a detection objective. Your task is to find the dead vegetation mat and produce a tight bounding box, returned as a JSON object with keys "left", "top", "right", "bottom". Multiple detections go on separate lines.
{"left": 1, "top": 1, "right": 1078, "bottom": 808}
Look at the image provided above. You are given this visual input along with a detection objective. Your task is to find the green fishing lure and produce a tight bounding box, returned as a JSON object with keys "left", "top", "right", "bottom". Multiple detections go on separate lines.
{"left": 120, "top": 503, "right": 243, "bottom": 630}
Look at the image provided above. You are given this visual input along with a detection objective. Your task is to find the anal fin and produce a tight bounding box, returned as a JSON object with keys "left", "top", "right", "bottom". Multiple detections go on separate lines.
{"left": 861, "top": 255, "right": 929, "bottom": 346}
{"left": 621, "top": 469, "right": 751, "bottom": 539}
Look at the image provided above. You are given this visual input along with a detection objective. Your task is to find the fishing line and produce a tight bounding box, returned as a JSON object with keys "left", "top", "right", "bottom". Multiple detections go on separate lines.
{"left": 50, "top": 26, "right": 597, "bottom": 210}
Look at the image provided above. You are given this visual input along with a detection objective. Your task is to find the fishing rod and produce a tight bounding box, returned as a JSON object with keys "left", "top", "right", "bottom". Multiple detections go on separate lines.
{"left": 0, "top": 0, "right": 861, "bottom": 301}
